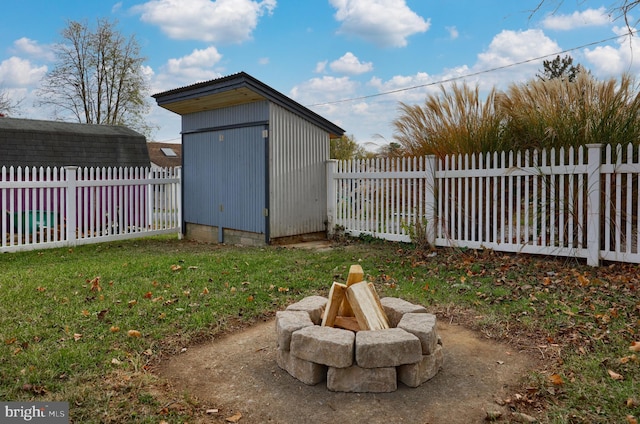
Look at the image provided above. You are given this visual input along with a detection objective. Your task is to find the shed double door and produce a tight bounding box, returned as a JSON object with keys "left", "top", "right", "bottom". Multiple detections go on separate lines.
{"left": 183, "top": 125, "right": 268, "bottom": 241}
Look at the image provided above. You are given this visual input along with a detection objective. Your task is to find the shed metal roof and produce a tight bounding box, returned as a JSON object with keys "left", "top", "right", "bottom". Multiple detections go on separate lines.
{"left": 152, "top": 72, "right": 345, "bottom": 138}
{"left": 0, "top": 117, "right": 150, "bottom": 168}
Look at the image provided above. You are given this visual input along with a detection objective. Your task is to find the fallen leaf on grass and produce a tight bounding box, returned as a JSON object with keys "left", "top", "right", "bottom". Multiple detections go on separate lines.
{"left": 202, "top": 287, "right": 209, "bottom": 295}
{"left": 110, "top": 326, "right": 120, "bottom": 333}
{"left": 629, "top": 342, "right": 640, "bottom": 352}
{"left": 143, "top": 291, "right": 153, "bottom": 299}
{"left": 73, "top": 333, "right": 82, "bottom": 341}
{"left": 111, "top": 358, "right": 122, "bottom": 365}
{"left": 127, "top": 330, "right": 142, "bottom": 338}
{"left": 226, "top": 412, "right": 242, "bottom": 423}
{"left": 577, "top": 274, "right": 590, "bottom": 286}
{"left": 627, "top": 415, "right": 638, "bottom": 424}
{"left": 206, "top": 408, "right": 219, "bottom": 414}
{"left": 89, "top": 277, "right": 101, "bottom": 292}
{"left": 5, "top": 337, "right": 17, "bottom": 345}
{"left": 549, "top": 374, "right": 564, "bottom": 385}
{"left": 170, "top": 264, "right": 182, "bottom": 271}
{"left": 608, "top": 369, "right": 624, "bottom": 380}
{"left": 81, "top": 309, "right": 90, "bottom": 317}
{"left": 620, "top": 354, "right": 637, "bottom": 364}
{"left": 22, "top": 383, "right": 47, "bottom": 395}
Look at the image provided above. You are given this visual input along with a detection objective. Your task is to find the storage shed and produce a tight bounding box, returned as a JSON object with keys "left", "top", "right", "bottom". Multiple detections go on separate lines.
{"left": 0, "top": 117, "right": 150, "bottom": 168}
{"left": 153, "top": 72, "right": 344, "bottom": 245}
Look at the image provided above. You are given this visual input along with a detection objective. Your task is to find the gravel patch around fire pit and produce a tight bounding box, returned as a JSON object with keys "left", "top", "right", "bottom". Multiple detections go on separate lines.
{"left": 157, "top": 315, "right": 535, "bottom": 424}
{"left": 276, "top": 295, "right": 444, "bottom": 392}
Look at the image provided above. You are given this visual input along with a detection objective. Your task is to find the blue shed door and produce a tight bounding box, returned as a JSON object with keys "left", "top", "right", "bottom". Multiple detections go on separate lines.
{"left": 183, "top": 125, "right": 267, "bottom": 241}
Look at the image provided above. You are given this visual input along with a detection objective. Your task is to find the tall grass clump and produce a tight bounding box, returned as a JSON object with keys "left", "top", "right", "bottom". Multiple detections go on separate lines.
{"left": 498, "top": 73, "right": 640, "bottom": 151}
{"left": 392, "top": 82, "right": 506, "bottom": 158}
{"left": 392, "top": 73, "right": 640, "bottom": 157}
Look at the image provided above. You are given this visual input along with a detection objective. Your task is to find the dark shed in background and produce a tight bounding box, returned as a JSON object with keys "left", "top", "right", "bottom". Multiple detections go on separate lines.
{"left": 0, "top": 117, "right": 150, "bottom": 168}
{"left": 153, "top": 72, "right": 344, "bottom": 245}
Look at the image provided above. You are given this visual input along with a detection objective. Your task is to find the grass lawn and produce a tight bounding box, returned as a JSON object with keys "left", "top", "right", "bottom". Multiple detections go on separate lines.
{"left": 1, "top": 235, "right": 639, "bottom": 423}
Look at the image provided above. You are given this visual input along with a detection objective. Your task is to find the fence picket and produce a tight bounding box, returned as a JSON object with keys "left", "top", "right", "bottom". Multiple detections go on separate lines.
{"left": 1, "top": 165, "right": 181, "bottom": 253}
{"left": 328, "top": 143, "right": 640, "bottom": 265}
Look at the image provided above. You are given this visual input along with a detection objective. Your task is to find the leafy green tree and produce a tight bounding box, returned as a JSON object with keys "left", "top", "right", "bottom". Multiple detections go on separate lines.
{"left": 376, "top": 142, "right": 404, "bottom": 157}
{"left": 37, "top": 19, "right": 152, "bottom": 136}
{"left": 537, "top": 55, "right": 583, "bottom": 82}
{"left": 330, "top": 134, "right": 368, "bottom": 160}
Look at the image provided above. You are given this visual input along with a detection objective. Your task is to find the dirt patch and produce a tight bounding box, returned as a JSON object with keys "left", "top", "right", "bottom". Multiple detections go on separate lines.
{"left": 157, "top": 317, "right": 536, "bottom": 423}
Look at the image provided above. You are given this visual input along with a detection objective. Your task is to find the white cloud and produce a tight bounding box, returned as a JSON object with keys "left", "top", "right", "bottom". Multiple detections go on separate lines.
{"left": 133, "top": 0, "right": 276, "bottom": 43}
{"left": 153, "top": 46, "right": 223, "bottom": 92}
{"left": 12, "top": 38, "right": 55, "bottom": 62}
{"left": 541, "top": 7, "right": 611, "bottom": 30}
{"left": 310, "top": 28, "right": 565, "bottom": 147}
{"left": 290, "top": 75, "right": 358, "bottom": 102}
{"left": 329, "top": 52, "right": 373, "bottom": 75}
{"left": 329, "top": 0, "right": 430, "bottom": 47}
{"left": 446, "top": 26, "right": 459, "bottom": 40}
{"left": 583, "top": 26, "right": 640, "bottom": 76}
{"left": 0, "top": 57, "right": 47, "bottom": 87}
{"left": 315, "top": 60, "right": 328, "bottom": 73}
{"left": 258, "top": 57, "right": 269, "bottom": 65}
{"left": 472, "top": 29, "right": 561, "bottom": 88}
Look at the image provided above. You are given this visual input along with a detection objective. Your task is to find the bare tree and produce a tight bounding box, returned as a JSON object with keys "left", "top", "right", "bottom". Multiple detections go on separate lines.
{"left": 37, "top": 19, "right": 151, "bottom": 135}
{"left": 0, "top": 87, "right": 22, "bottom": 116}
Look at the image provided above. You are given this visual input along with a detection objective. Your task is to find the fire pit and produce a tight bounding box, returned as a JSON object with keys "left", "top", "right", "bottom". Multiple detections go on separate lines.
{"left": 275, "top": 266, "right": 443, "bottom": 393}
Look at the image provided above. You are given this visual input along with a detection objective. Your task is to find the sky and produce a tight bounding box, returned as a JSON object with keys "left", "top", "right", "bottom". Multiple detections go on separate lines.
{"left": 2, "top": 0, "right": 640, "bottom": 151}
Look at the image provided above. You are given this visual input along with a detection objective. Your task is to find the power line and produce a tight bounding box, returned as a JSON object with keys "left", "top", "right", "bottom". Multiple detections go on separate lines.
{"left": 307, "top": 30, "right": 637, "bottom": 107}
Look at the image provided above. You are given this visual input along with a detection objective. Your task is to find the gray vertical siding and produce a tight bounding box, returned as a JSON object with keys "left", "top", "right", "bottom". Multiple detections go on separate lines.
{"left": 182, "top": 104, "right": 267, "bottom": 237}
{"left": 182, "top": 100, "right": 329, "bottom": 241}
{"left": 269, "top": 103, "right": 329, "bottom": 238}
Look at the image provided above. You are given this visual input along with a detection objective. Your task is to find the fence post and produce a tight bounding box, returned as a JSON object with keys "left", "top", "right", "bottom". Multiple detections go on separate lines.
{"left": 176, "top": 166, "right": 183, "bottom": 239}
{"left": 326, "top": 160, "right": 338, "bottom": 238}
{"left": 65, "top": 166, "right": 78, "bottom": 246}
{"left": 585, "top": 144, "right": 602, "bottom": 266}
{"left": 425, "top": 155, "right": 437, "bottom": 246}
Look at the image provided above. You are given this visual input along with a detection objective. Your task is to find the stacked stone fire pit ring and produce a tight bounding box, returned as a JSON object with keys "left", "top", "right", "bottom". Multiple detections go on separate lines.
{"left": 276, "top": 295, "right": 444, "bottom": 393}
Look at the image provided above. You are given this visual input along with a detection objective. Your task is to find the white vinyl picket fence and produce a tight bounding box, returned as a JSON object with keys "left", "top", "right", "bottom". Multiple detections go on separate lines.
{"left": 327, "top": 143, "right": 640, "bottom": 266}
{"left": 1, "top": 165, "right": 181, "bottom": 253}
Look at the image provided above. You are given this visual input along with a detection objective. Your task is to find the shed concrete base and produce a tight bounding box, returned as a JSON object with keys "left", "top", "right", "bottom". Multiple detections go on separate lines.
{"left": 184, "top": 223, "right": 327, "bottom": 247}
{"left": 184, "top": 223, "right": 266, "bottom": 246}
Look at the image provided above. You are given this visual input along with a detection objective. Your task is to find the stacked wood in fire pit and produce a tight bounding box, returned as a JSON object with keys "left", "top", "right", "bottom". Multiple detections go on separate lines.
{"left": 321, "top": 265, "right": 389, "bottom": 332}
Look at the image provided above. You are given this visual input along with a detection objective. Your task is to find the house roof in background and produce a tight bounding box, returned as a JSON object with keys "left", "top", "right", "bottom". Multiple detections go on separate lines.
{"left": 147, "top": 142, "right": 182, "bottom": 168}
{"left": 152, "top": 71, "right": 345, "bottom": 138}
{"left": 0, "top": 117, "right": 150, "bottom": 168}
